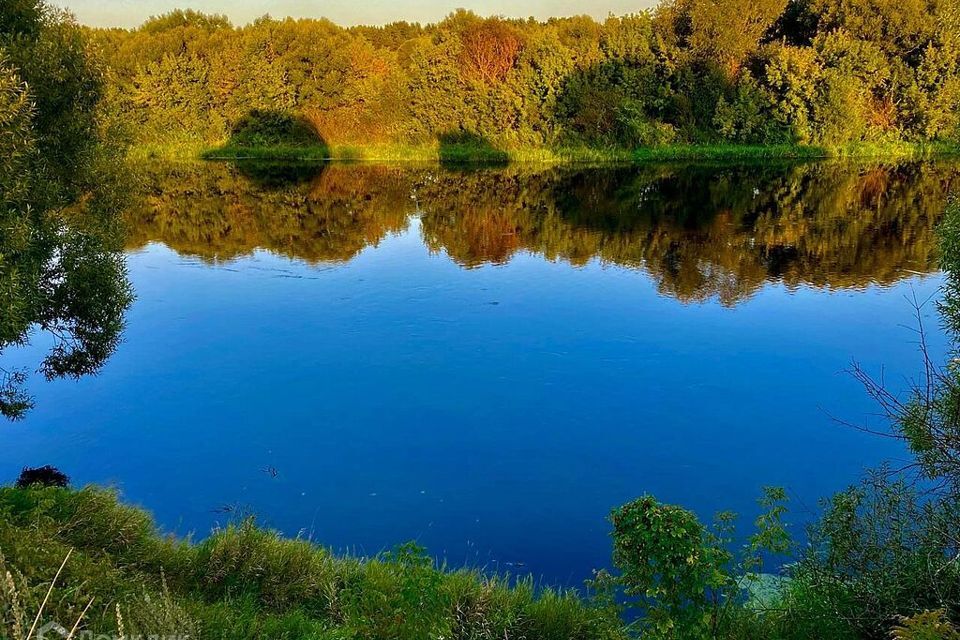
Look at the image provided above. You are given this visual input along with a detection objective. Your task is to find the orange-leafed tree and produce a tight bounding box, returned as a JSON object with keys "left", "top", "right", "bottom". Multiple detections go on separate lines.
{"left": 459, "top": 19, "right": 525, "bottom": 83}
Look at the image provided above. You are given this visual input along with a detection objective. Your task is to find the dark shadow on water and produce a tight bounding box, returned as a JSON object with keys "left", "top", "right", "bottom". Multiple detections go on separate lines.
{"left": 233, "top": 160, "right": 328, "bottom": 190}
{"left": 204, "top": 110, "right": 331, "bottom": 188}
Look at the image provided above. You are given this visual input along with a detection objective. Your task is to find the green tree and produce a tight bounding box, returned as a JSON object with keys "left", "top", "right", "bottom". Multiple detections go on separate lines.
{"left": 0, "top": 2, "right": 105, "bottom": 196}
{"left": 0, "top": 1, "right": 133, "bottom": 420}
{"left": 78, "top": 0, "right": 960, "bottom": 150}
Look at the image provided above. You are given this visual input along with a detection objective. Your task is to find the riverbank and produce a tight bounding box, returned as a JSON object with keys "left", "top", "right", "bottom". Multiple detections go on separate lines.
{"left": 0, "top": 485, "right": 624, "bottom": 639}
{"left": 4, "top": 476, "right": 959, "bottom": 640}
{"left": 132, "top": 141, "right": 635, "bottom": 164}
{"left": 127, "top": 141, "right": 960, "bottom": 165}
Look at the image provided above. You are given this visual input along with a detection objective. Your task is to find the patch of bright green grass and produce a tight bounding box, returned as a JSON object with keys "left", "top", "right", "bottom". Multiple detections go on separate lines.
{"left": 633, "top": 144, "right": 829, "bottom": 161}
{"left": 128, "top": 141, "right": 210, "bottom": 161}
{"left": 632, "top": 141, "right": 960, "bottom": 162}
{"left": 201, "top": 144, "right": 334, "bottom": 162}
{"left": 199, "top": 142, "right": 634, "bottom": 164}
{"left": 133, "top": 140, "right": 960, "bottom": 165}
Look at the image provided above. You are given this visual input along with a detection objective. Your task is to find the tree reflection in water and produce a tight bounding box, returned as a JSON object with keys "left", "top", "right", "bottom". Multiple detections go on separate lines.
{"left": 126, "top": 159, "right": 957, "bottom": 306}
{"left": 1, "top": 180, "right": 134, "bottom": 420}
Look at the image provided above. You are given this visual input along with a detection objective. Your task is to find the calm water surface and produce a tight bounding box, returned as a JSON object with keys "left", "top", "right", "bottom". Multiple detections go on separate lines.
{"left": 4, "top": 159, "right": 957, "bottom": 586}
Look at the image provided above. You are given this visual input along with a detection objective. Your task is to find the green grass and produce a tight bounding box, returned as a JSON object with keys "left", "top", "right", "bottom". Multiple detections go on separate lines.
{"left": 199, "top": 142, "right": 636, "bottom": 164}
{"left": 632, "top": 141, "right": 960, "bottom": 162}
{"left": 201, "top": 144, "right": 336, "bottom": 162}
{"left": 129, "top": 141, "right": 211, "bottom": 161}
{"left": 0, "top": 486, "right": 626, "bottom": 640}
{"left": 632, "top": 144, "right": 829, "bottom": 161}
{"left": 131, "top": 140, "right": 960, "bottom": 165}
{"left": 3, "top": 484, "right": 956, "bottom": 639}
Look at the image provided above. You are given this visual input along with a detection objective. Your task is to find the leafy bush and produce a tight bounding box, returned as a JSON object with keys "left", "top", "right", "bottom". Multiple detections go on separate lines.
{"left": 228, "top": 110, "right": 324, "bottom": 148}
{"left": 14, "top": 466, "right": 69, "bottom": 488}
{"left": 779, "top": 475, "right": 960, "bottom": 638}
{"left": 608, "top": 488, "right": 790, "bottom": 639}
{"left": 616, "top": 100, "right": 676, "bottom": 147}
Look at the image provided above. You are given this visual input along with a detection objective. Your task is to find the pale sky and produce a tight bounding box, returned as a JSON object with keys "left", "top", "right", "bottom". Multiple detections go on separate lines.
{"left": 52, "top": 0, "right": 658, "bottom": 28}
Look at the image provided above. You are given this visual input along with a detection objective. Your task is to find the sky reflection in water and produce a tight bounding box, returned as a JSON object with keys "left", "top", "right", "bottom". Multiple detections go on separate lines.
{"left": 3, "top": 159, "right": 956, "bottom": 586}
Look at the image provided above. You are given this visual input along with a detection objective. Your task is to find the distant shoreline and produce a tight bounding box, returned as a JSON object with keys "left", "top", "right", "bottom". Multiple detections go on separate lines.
{"left": 127, "top": 141, "right": 960, "bottom": 164}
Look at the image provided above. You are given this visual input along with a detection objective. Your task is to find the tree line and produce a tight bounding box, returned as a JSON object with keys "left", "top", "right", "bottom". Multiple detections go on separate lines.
{"left": 90, "top": 0, "right": 960, "bottom": 151}
{"left": 0, "top": 0, "right": 132, "bottom": 420}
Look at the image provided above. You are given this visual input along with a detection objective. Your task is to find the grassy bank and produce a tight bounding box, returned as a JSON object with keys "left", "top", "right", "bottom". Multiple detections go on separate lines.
{"left": 127, "top": 141, "right": 630, "bottom": 164}
{"left": 126, "top": 140, "right": 960, "bottom": 165}
{"left": 633, "top": 141, "right": 960, "bottom": 162}
{"left": 0, "top": 486, "right": 624, "bottom": 640}
{"left": 198, "top": 143, "right": 636, "bottom": 164}
{"left": 3, "top": 482, "right": 959, "bottom": 639}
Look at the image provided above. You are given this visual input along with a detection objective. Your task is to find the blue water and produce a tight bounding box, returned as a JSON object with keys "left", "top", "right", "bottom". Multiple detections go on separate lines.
{"left": 2, "top": 160, "right": 953, "bottom": 587}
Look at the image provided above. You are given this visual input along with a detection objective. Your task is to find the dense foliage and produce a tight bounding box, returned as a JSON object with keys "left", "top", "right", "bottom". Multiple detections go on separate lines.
{"left": 90, "top": 0, "right": 960, "bottom": 152}
{"left": 0, "top": 0, "right": 133, "bottom": 420}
